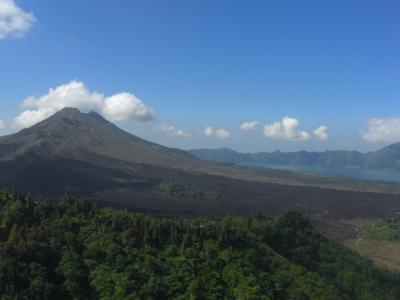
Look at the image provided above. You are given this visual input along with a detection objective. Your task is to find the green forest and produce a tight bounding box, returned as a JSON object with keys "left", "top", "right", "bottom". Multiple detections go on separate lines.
{"left": 1, "top": 191, "right": 400, "bottom": 300}
{"left": 154, "top": 180, "right": 221, "bottom": 201}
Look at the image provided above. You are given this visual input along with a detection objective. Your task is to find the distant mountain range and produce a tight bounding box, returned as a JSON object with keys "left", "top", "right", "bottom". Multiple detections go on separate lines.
{"left": 189, "top": 144, "right": 400, "bottom": 171}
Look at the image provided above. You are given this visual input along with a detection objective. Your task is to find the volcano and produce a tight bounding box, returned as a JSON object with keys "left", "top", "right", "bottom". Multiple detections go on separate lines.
{"left": 0, "top": 108, "right": 219, "bottom": 195}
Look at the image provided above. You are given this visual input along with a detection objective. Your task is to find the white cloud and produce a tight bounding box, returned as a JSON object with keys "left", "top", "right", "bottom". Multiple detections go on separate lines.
{"left": 159, "top": 124, "right": 191, "bottom": 137}
{"left": 0, "top": 0, "right": 35, "bottom": 39}
{"left": 215, "top": 129, "right": 231, "bottom": 139}
{"left": 313, "top": 125, "right": 328, "bottom": 141}
{"left": 240, "top": 121, "right": 259, "bottom": 131}
{"left": 202, "top": 126, "right": 231, "bottom": 139}
{"left": 0, "top": 120, "right": 5, "bottom": 129}
{"left": 102, "top": 93, "right": 154, "bottom": 122}
{"left": 263, "top": 116, "right": 328, "bottom": 141}
{"left": 202, "top": 126, "right": 214, "bottom": 137}
{"left": 263, "top": 117, "right": 310, "bottom": 141}
{"left": 362, "top": 117, "right": 400, "bottom": 144}
{"left": 13, "top": 108, "right": 54, "bottom": 128}
{"left": 13, "top": 81, "right": 154, "bottom": 128}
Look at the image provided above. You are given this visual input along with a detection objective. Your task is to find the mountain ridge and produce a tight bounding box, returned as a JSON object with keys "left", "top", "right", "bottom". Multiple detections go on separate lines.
{"left": 188, "top": 144, "right": 400, "bottom": 171}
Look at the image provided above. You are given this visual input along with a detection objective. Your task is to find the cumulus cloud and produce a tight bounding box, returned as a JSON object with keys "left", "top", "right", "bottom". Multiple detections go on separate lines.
{"left": 263, "top": 116, "right": 328, "bottom": 141}
{"left": 102, "top": 93, "right": 154, "bottom": 122}
{"left": 240, "top": 121, "right": 259, "bottom": 131}
{"left": 13, "top": 81, "right": 154, "bottom": 128}
{"left": 202, "top": 126, "right": 231, "bottom": 139}
{"left": 313, "top": 125, "right": 328, "bottom": 141}
{"left": 13, "top": 108, "right": 54, "bottom": 129}
{"left": 0, "top": 120, "right": 5, "bottom": 129}
{"left": 159, "top": 124, "right": 191, "bottom": 137}
{"left": 0, "top": 0, "right": 35, "bottom": 39}
{"left": 361, "top": 117, "right": 400, "bottom": 144}
{"left": 263, "top": 117, "right": 310, "bottom": 140}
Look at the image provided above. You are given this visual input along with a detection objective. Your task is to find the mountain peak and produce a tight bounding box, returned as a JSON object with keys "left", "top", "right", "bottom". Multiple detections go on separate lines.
{"left": 59, "top": 107, "right": 81, "bottom": 113}
{"left": 50, "top": 107, "right": 109, "bottom": 124}
{"left": 49, "top": 107, "right": 87, "bottom": 123}
{"left": 55, "top": 107, "right": 82, "bottom": 117}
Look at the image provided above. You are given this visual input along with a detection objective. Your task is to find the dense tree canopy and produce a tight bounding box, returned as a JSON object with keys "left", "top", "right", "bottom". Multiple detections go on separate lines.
{"left": 0, "top": 191, "right": 399, "bottom": 299}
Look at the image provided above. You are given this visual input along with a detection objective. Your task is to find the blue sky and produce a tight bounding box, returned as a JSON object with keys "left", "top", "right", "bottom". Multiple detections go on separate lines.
{"left": 0, "top": 0, "right": 399, "bottom": 152}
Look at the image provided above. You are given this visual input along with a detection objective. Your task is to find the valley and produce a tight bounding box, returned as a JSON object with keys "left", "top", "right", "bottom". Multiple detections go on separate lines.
{"left": 1, "top": 108, "right": 400, "bottom": 297}
{"left": 1, "top": 109, "right": 399, "bottom": 233}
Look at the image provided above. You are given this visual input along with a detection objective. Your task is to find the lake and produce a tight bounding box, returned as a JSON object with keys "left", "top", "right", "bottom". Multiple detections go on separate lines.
{"left": 253, "top": 164, "right": 400, "bottom": 183}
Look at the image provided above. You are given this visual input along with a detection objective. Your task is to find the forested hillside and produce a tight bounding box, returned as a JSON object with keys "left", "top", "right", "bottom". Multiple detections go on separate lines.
{"left": 1, "top": 191, "right": 400, "bottom": 299}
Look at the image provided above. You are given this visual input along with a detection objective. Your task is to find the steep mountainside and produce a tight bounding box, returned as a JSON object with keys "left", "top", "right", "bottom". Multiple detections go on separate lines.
{"left": 0, "top": 108, "right": 203, "bottom": 170}
{"left": 189, "top": 145, "right": 400, "bottom": 171}
{"left": 365, "top": 143, "right": 400, "bottom": 170}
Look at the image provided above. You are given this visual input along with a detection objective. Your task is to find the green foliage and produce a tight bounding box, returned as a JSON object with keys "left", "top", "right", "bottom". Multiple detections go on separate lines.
{"left": 154, "top": 180, "right": 220, "bottom": 201}
{"left": 361, "top": 217, "right": 400, "bottom": 241}
{"left": 0, "top": 191, "right": 399, "bottom": 299}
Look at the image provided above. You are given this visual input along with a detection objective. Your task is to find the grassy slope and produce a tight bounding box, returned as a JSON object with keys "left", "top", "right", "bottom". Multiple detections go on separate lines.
{"left": 345, "top": 239, "right": 400, "bottom": 273}
{"left": 344, "top": 218, "right": 400, "bottom": 273}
